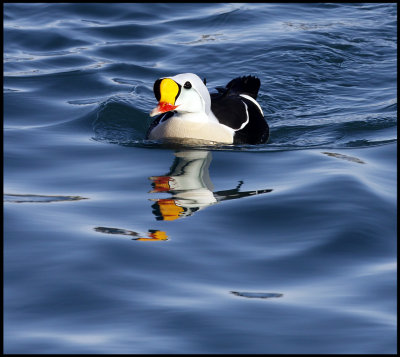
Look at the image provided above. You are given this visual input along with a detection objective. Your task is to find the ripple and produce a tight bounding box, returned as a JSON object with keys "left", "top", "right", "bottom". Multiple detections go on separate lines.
{"left": 4, "top": 194, "right": 88, "bottom": 203}
{"left": 179, "top": 33, "right": 225, "bottom": 45}
{"left": 231, "top": 291, "right": 284, "bottom": 299}
{"left": 67, "top": 98, "right": 103, "bottom": 106}
{"left": 4, "top": 88, "right": 22, "bottom": 93}
{"left": 321, "top": 151, "right": 366, "bottom": 164}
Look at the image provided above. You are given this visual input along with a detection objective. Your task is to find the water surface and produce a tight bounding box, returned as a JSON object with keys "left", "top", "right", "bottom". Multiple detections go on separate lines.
{"left": 4, "top": 3, "right": 397, "bottom": 354}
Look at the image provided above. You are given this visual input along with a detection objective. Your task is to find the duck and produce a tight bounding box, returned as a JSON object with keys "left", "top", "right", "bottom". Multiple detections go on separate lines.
{"left": 146, "top": 73, "right": 269, "bottom": 145}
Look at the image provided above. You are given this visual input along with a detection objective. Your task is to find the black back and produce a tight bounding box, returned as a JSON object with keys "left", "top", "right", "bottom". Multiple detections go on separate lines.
{"left": 210, "top": 76, "right": 269, "bottom": 145}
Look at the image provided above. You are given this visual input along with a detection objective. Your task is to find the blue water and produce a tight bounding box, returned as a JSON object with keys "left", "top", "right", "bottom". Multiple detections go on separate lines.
{"left": 4, "top": 3, "right": 397, "bottom": 354}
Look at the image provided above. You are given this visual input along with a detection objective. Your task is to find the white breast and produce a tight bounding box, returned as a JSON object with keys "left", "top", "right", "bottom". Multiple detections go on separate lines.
{"left": 149, "top": 114, "right": 234, "bottom": 144}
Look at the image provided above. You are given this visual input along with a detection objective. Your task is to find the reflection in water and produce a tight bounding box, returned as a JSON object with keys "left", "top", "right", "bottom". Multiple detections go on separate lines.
{"left": 231, "top": 291, "right": 283, "bottom": 299}
{"left": 94, "top": 150, "right": 272, "bottom": 241}
{"left": 149, "top": 150, "right": 273, "bottom": 221}
{"left": 94, "top": 227, "right": 168, "bottom": 241}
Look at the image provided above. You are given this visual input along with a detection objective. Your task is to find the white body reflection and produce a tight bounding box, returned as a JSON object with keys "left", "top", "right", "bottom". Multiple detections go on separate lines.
{"left": 149, "top": 150, "right": 272, "bottom": 221}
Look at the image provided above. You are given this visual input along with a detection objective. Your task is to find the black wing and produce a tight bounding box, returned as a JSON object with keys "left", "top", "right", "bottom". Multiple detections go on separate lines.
{"left": 210, "top": 76, "right": 269, "bottom": 145}
{"left": 232, "top": 96, "right": 269, "bottom": 145}
{"left": 211, "top": 94, "right": 249, "bottom": 130}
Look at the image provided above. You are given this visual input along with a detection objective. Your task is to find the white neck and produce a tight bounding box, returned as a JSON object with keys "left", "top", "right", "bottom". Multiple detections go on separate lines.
{"left": 175, "top": 111, "right": 219, "bottom": 123}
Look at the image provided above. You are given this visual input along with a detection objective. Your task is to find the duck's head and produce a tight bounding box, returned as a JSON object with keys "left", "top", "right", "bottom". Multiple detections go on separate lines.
{"left": 150, "top": 73, "right": 210, "bottom": 117}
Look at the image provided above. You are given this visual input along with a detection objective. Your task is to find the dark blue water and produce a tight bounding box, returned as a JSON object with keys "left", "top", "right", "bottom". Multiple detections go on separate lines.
{"left": 4, "top": 3, "right": 397, "bottom": 354}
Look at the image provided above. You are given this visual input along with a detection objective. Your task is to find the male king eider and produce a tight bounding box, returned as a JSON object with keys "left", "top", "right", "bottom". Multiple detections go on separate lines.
{"left": 146, "top": 73, "right": 269, "bottom": 145}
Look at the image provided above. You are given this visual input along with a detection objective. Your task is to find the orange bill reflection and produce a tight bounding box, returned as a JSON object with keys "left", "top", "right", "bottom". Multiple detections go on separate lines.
{"left": 94, "top": 226, "right": 168, "bottom": 241}
{"left": 149, "top": 150, "right": 273, "bottom": 221}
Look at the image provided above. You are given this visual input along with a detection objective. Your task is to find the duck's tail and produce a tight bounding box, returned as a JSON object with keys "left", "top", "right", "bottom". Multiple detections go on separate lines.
{"left": 224, "top": 75, "right": 261, "bottom": 99}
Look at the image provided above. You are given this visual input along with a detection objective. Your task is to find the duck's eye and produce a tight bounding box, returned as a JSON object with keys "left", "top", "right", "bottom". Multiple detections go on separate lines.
{"left": 184, "top": 81, "right": 192, "bottom": 89}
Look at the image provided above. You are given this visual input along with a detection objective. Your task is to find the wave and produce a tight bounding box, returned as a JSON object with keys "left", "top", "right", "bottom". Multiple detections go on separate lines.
{"left": 90, "top": 95, "right": 396, "bottom": 152}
